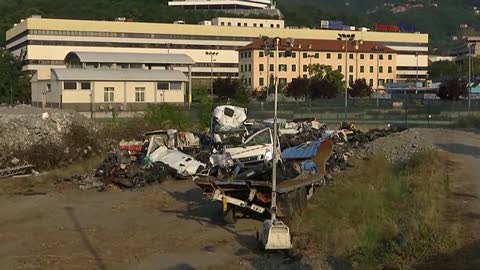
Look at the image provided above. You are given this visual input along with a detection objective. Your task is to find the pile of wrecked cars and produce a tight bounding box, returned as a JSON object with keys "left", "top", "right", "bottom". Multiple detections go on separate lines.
{"left": 195, "top": 105, "right": 340, "bottom": 224}
{"left": 82, "top": 105, "right": 398, "bottom": 224}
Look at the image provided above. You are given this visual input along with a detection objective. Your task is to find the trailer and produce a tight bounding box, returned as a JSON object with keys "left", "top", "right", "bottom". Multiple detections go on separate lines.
{"left": 195, "top": 174, "right": 326, "bottom": 224}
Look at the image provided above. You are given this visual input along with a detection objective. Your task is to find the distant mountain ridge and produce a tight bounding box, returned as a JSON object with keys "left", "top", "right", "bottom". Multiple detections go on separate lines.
{"left": 1, "top": 0, "right": 480, "bottom": 52}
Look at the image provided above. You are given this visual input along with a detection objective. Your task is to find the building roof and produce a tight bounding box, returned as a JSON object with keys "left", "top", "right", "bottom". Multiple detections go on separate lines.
{"left": 168, "top": 0, "right": 272, "bottom": 9}
{"left": 66, "top": 52, "right": 195, "bottom": 65}
{"left": 51, "top": 68, "right": 188, "bottom": 82}
{"left": 238, "top": 38, "right": 397, "bottom": 53}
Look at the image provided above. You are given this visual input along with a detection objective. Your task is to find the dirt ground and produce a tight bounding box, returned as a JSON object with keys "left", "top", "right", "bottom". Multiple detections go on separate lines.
{"left": 0, "top": 128, "right": 479, "bottom": 270}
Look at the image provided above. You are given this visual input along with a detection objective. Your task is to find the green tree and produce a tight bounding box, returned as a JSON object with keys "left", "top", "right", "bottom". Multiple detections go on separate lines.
{"left": 194, "top": 88, "right": 212, "bottom": 128}
{"left": 428, "top": 60, "right": 459, "bottom": 81}
{"left": 437, "top": 77, "right": 468, "bottom": 101}
{"left": 213, "top": 77, "right": 239, "bottom": 101}
{"left": 349, "top": 78, "right": 373, "bottom": 98}
{"left": 285, "top": 77, "right": 309, "bottom": 100}
{"left": 0, "top": 51, "right": 30, "bottom": 104}
{"left": 308, "top": 64, "right": 344, "bottom": 99}
{"left": 232, "top": 80, "right": 251, "bottom": 105}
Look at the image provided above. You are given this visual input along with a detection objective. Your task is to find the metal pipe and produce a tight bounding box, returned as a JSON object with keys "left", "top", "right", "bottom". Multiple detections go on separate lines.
{"left": 271, "top": 37, "right": 280, "bottom": 222}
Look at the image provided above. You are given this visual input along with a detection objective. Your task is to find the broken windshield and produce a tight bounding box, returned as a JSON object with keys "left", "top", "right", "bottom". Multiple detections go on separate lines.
{"left": 243, "top": 129, "right": 272, "bottom": 147}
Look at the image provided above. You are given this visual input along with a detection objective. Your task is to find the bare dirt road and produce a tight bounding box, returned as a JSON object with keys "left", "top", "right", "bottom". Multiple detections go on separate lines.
{"left": 0, "top": 180, "right": 307, "bottom": 270}
{"left": 0, "top": 128, "right": 479, "bottom": 270}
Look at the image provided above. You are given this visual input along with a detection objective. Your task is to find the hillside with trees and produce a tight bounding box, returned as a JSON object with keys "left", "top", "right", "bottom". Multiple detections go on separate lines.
{"left": 1, "top": 0, "right": 480, "bottom": 52}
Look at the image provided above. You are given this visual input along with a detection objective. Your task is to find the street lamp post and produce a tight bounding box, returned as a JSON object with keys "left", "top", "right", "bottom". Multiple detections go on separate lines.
{"left": 206, "top": 51, "right": 218, "bottom": 101}
{"left": 337, "top": 33, "right": 355, "bottom": 121}
{"left": 468, "top": 43, "right": 473, "bottom": 111}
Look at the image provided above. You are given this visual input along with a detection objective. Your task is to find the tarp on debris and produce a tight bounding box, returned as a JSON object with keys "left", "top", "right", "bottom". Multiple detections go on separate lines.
{"left": 281, "top": 140, "right": 324, "bottom": 160}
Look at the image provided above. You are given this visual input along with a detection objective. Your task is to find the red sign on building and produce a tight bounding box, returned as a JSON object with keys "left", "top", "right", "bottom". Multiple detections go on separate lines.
{"left": 374, "top": 23, "right": 400, "bottom": 32}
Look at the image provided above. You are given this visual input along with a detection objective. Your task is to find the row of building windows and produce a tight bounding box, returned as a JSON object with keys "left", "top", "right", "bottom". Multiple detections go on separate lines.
{"left": 256, "top": 77, "right": 394, "bottom": 87}
{"left": 25, "top": 29, "right": 257, "bottom": 42}
{"left": 63, "top": 81, "right": 182, "bottom": 93}
{"left": 9, "top": 40, "right": 241, "bottom": 53}
{"left": 253, "top": 50, "right": 394, "bottom": 60}
{"left": 243, "top": 64, "right": 394, "bottom": 73}
{"left": 219, "top": 22, "right": 281, "bottom": 28}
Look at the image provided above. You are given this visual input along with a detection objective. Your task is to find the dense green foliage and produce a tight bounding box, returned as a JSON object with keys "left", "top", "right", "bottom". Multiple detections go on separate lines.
{"left": 0, "top": 51, "right": 30, "bottom": 103}
{"left": 428, "top": 60, "right": 460, "bottom": 81}
{"left": 349, "top": 78, "right": 374, "bottom": 98}
{"left": 437, "top": 77, "right": 469, "bottom": 100}
{"left": 1, "top": 0, "right": 480, "bottom": 51}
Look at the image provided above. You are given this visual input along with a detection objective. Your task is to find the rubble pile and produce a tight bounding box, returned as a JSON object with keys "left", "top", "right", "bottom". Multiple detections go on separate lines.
{"left": 0, "top": 108, "right": 101, "bottom": 170}
{"left": 355, "top": 128, "right": 429, "bottom": 163}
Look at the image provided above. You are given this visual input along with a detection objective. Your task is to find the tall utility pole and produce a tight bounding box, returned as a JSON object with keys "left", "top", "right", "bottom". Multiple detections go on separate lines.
{"left": 468, "top": 43, "right": 473, "bottom": 111}
{"left": 416, "top": 52, "right": 419, "bottom": 88}
{"left": 271, "top": 36, "right": 280, "bottom": 222}
{"left": 206, "top": 51, "right": 218, "bottom": 101}
{"left": 337, "top": 33, "right": 355, "bottom": 121}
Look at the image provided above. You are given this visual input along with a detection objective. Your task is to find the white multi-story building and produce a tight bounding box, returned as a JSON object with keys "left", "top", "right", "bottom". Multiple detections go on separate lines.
{"left": 6, "top": 16, "right": 429, "bottom": 87}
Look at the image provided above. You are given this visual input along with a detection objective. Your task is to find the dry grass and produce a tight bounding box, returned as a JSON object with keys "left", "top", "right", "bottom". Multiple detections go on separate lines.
{"left": 292, "top": 150, "right": 464, "bottom": 269}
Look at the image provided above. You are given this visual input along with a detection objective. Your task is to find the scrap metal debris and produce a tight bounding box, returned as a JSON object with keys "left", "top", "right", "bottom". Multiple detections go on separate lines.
{"left": 63, "top": 105, "right": 406, "bottom": 192}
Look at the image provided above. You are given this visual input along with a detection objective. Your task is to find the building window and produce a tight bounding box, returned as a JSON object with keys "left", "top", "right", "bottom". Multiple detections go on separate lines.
{"left": 369, "top": 66, "right": 374, "bottom": 73}
{"left": 64, "top": 81, "right": 77, "bottom": 90}
{"left": 228, "top": 22, "right": 231, "bottom": 26}
{"left": 221, "top": 22, "right": 225, "bottom": 26}
{"left": 378, "top": 79, "right": 385, "bottom": 86}
{"left": 244, "top": 23, "right": 247, "bottom": 27}
{"left": 157, "top": 82, "right": 169, "bottom": 90}
{"left": 170, "top": 82, "right": 182, "bottom": 90}
{"left": 292, "top": 52, "right": 297, "bottom": 58}
{"left": 349, "top": 75, "right": 354, "bottom": 82}
{"left": 314, "top": 53, "right": 319, "bottom": 59}
{"left": 370, "top": 54, "right": 374, "bottom": 60}
{"left": 279, "top": 78, "right": 287, "bottom": 88}
{"left": 369, "top": 79, "right": 373, "bottom": 86}
{"left": 388, "top": 54, "right": 393, "bottom": 60}
{"left": 388, "top": 66, "right": 393, "bottom": 73}
{"left": 259, "top": 51, "right": 264, "bottom": 58}
{"left": 100, "top": 63, "right": 112, "bottom": 69}
{"left": 104, "top": 87, "right": 114, "bottom": 102}
{"left": 349, "top": 66, "right": 354, "bottom": 73}
{"left": 260, "top": 23, "right": 263, "bottom": 27}
{"left": 360, "top": 54, "right": 365, "bottom": 60}
{"left": 240, "top": 52, "right": 243, "bottom": 59}
{"left": 237, "top": 23, "right": 241, "bottom": 27}
{"left": 303, "top": 52, "right": 308, "bottom": 58}
{"left": 349, "top": 53, "right": 354, "bottom": 59}
{"left": 269, "top": 52, "right": 274, "bottom": 57}
{"left": 360, "top": 66, "right": 365, "bottom": 73}
{"left": 259, "top": 77, "right": 264, "bottom": 86}
{"left": 279, "top": 52, "right": 285, "bottom": 58}
{"left": 80, "top": 82, "right": 91, "bottom": 90}
{"left": 270, "top": 64, "right": 274, "bottom": 72}
{"left": 303, "top": 65, "right": 308, "bottom": 72}
{"left": 326, "top": 53, "right": 331, "bottom": 59}
{"left": 337, "top": 65, "right": 342, "bottom": 72}
{"left": 270, "top": 24, "right": 274, "bottom": 28}
{"left": 303, "top": 74, "right": 308, "bottom": 79}
{"left": 279, "top": 65, "right": 287, "bottom": 72}
{"left": 248, "top": 78, "right": 251, "bottom": 86}
{"left": 247, "top": 52, "right": 251, "bottom": 58}
{"left": 276, "top": 24, "right": 280, "bottom": 28}
{"left": 46, "top": 83, "right": 51, "bottom": 92}
{"left": 240, "top": 65, "right": 244, "bottom": 72}
{"left": 259, "top": 64, "right": 264, "bottom": 72}
{"left": 379, "top": 66, "right": 384, "bottom": 73}
{"left": 253, "top": 23, "right": 257, "bottom": 27}
{"left": 292, "top": 65, "right": 297, "bottom": 72}
{"left": 379, "top": 54, "right": 384, "bottom": 60}
{"left": 387, "top": 79, "right": 394, "bottom": 84}
{"left": 338, "top": 53, "right": 342, "bottom": 59}
{"left": 135, "top": 87, "right": 145, "bottom": 102}
{"left": 248, "top": 64, "right": 252, "bottom": 71}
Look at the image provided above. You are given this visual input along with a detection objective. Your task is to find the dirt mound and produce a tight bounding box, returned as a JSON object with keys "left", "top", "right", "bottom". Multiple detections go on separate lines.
{"left": 0, "top": 109, "right": 103, "bottom": 170}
